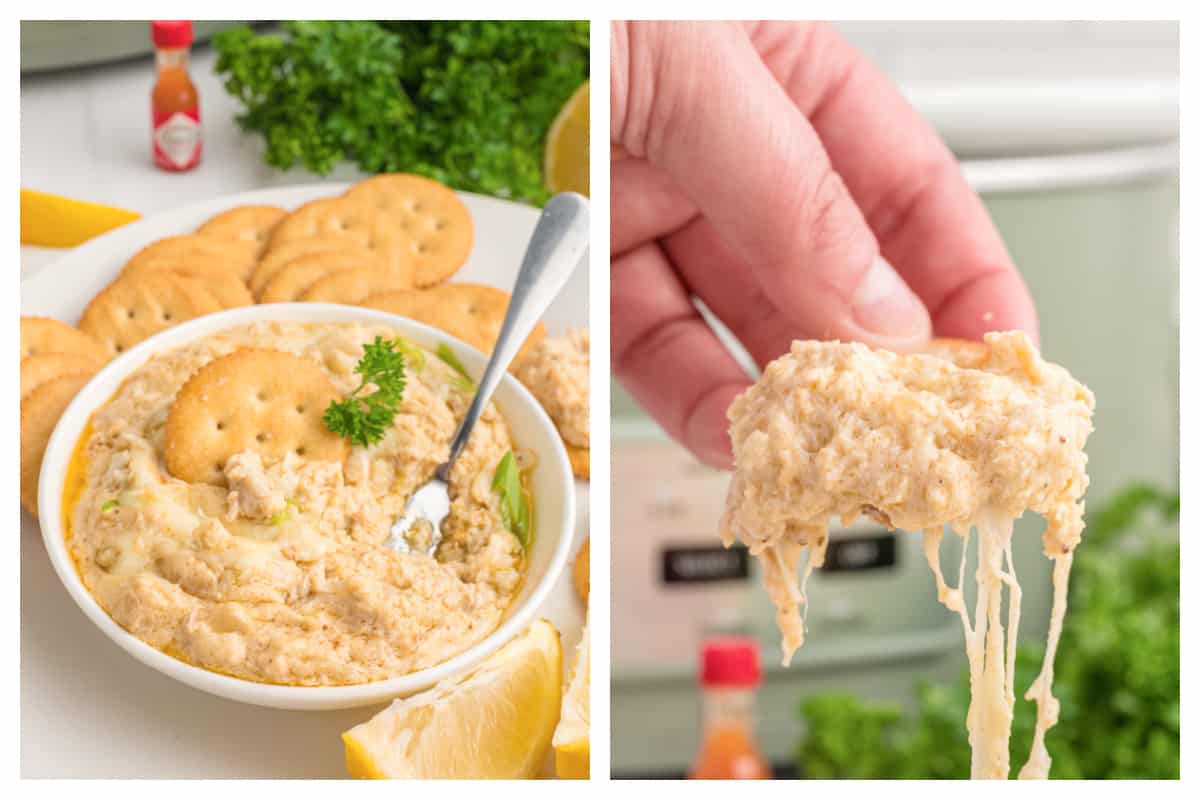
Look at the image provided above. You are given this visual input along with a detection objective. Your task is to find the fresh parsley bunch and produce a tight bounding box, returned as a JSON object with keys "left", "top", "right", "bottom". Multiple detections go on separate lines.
{"left": 213, "top": 21, "right": 589, "bottom": 205}
{"left": 795, "top": 483, "right": 1180, "bottom": 779}
{"left": 323, "top": 337, "right": 407, "bottom": 447}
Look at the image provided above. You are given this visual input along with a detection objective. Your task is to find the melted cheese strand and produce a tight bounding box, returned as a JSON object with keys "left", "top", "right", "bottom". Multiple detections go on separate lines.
{"left": 1001, "top": 540, "right": 1023, "bottom": 709}
{"left": 1018, "top": 552, "right": 1074, "bottom": 780}
{"left": 967, "top": 512, "right": 1017, "bottom": 780}
{"left": 799, "top": 534, "right": 829, "bottom": 617}
{"left": 761, "top": 541, "right": 806, "bottom": 664}
{"left": 922, "top": 528, "right": 971, "bottom": 632}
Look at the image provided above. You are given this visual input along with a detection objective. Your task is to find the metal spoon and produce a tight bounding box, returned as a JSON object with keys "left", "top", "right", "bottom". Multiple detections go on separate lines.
{"left": 388, "top": 192, "right": 589, "bottom": 555}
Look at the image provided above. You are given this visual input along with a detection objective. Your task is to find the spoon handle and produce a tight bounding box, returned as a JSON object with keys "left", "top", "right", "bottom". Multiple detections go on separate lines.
{"left": 437, "top": 192, "right": 589, "bottom": 478}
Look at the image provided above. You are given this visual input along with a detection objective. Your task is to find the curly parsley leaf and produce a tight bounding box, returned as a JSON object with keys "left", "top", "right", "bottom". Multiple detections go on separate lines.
{"left": 323, "top": 337, "right": 407, "bottom": 447}
{"left": 491, "top": 451, "right": 530, "bottom": 548}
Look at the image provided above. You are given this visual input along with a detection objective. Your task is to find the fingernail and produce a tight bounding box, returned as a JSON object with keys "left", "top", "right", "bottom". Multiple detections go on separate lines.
{"left": 850, "top": 255, "right": 929, "bottom": 340}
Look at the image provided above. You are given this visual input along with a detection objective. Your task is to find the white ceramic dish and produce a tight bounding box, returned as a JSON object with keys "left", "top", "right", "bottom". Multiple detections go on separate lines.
{"left": 22, "top": 183, "right": 587, "bottom": 775}
{"left": 36, "top": 303, "right": 575, "bottom": 710}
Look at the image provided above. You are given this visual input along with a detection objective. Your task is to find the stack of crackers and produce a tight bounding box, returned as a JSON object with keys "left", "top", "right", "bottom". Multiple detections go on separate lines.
{"left": 21, "top": 172, "right": 586, "bottom": 518}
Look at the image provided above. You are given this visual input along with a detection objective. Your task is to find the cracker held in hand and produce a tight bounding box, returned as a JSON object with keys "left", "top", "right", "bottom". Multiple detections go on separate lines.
{"left": 125, "top": 234, "right": 258, "bottom": 282}
{"left": 363, "top": 283, "right": 546, "bottom": 364}
{"left": 79, "top": 271, "right": 222, "bottom": 358}
{"left": 20, "top": 316, "right": 107, "bottom": 363}
{"left": 21, "top": 372, "right": 91, "bottom": 516}
{"left": 345, "top": 173, "right": 473, "bottom": 287}
{"left": 196, "top": 205, "right": 286, "bottom": 255}
{"left": 164, "top": 348, "right": 350, "bottom": 485}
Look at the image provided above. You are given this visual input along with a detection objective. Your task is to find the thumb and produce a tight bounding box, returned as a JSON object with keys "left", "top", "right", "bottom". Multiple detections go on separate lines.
{"left": 613, "top": 21, "right": 930, "bottom": 349}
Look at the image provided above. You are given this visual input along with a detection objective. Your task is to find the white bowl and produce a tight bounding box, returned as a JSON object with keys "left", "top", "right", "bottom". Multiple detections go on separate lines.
{"left": 37, "top": 304, "right": 575, "bottom": 711}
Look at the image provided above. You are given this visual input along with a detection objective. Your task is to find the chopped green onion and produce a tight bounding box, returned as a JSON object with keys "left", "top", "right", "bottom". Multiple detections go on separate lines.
{"left": 491, "top": 451, "right": 530, "bottom": 548}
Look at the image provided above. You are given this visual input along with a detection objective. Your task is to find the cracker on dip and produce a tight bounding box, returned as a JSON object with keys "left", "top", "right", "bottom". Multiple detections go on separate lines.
{"left": 67, "top": 321, "right": 529, "bottom": 686}
{"left": 164, "top": 347, "right": 350, "bottom": 484}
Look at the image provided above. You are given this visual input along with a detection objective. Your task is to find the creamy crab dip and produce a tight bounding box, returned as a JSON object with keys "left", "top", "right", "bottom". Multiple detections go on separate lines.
{"left": 515, "top": 329, "right": 589, "bottom": 448}
{"left": 64, "top": 322, "right": 527, "bottom": 687}
{"left": 721, "top": 332, "right": 1094, "bottom": 779}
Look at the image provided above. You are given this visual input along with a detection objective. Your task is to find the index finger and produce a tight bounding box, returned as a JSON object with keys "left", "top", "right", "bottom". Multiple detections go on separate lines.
{"left": 749, "top": 22, "right": 1039, "bottom": 343}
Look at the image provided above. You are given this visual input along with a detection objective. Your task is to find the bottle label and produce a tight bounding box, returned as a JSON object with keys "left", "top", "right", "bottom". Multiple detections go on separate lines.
{"left": 153, "top": 109, "right": 201, "bottom": 170}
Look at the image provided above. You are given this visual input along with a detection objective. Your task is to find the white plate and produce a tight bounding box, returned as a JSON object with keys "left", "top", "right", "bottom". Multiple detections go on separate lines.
{"left": 20, "top": 184, "right": 590, "bottom": 777}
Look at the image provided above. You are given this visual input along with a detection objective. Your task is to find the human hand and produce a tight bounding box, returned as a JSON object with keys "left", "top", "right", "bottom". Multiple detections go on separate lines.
{"left": 611, "top": 21, "right": 1038, "bottom": 469}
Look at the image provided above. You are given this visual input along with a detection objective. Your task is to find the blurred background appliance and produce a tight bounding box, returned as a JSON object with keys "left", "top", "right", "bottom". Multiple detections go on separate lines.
{"left": 611, "top": 20, "right": 1178, "bottom": 777}
{"left": 20, "top": 21, "right": 246, "bottom": 74}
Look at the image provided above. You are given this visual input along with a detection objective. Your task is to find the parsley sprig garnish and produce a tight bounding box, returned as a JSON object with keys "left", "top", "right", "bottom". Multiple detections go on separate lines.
{"left": 323, "top": 337, "right": 407, "bottom": 447}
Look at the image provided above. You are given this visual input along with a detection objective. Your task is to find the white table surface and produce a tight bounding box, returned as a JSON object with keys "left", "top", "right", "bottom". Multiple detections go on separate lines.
{"left": 21, "top": 43, "right": 589, "bottom": 779}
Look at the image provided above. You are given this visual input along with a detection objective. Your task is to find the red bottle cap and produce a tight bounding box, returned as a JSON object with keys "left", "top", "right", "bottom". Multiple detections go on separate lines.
{"left": 700, "top": 636, "right": 762, "bottom": 688}
{"left": 151, "top": 21, "right": 193, "bottom": 49}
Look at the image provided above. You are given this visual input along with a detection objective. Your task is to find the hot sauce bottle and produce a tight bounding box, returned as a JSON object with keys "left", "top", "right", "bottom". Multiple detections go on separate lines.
{"left": 150, "top": 20, "right": 201, "bottom": 172}
{"left": 688, "top": 637, "right": 773, "bottom": 779}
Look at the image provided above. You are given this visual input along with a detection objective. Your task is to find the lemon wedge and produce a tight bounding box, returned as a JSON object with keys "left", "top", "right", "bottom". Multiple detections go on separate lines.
{"left": 544, "top": 82, "right": 589, "bottom": 197}
{"left": 553, "top": 612, "right": 590, "bottom": 778}
{"left": 20, "top": 189, "right": 140, "bottom": 247}
{"left": 342, "top": 619, "right": 563, "bottom": 779}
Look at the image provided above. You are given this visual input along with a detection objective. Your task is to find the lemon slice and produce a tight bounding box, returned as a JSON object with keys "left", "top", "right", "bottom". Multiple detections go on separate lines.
{"left": 343, "top": 619, "right": 563, "bottom": 779}
{"left": 20, "top": 189, "right": 140, "bottom": 247}
{"left": 544, "top": 82, "right": 589, "bottom": 197}
{"left": 553, "top": 612, "right": 590, "bottom": 778}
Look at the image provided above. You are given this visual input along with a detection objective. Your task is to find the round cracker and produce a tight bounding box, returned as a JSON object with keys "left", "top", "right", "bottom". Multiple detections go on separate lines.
{"left": 266, "top": 196, "right": 416, "bottom": 280}
{"left": 126, "top": 234, "right": 258, "bottom": 282}
{"left": 21, "top": 372, "right": 92, "bottom": 516}
{"left": 299, "top": 266, "right": 416, "bottom": 305}
{"left": 344, "top": 174, "right": 473, "bottom": 287}
{"left": 122, "top": 258, "right": 253, "bottom": 310}
{"left": 573, "top": 537, "right": 589, "bottom": 604}
{"left": 567, "top": 443, "right": 590, "bottom": 481}
{"left": 259, "top": 251, "right": 396, "bottom": 304}
{"left": 20, "top": 316, "right": 107, "bottom": 363}
{"left": 164, "top": 348, "right": 350, "bottom": 485}
{"left": 250, "top": 235, "right": 381, "bottom": 296}
{"left": 362, "top": 283, "right": 546, "bottom": 364}
{"left": 196, "top": 205, "right": 286, "bottom": 255}
{"left": 184, "top": 273, "right": 254, "bottom": 310}
{"left": 79, "top": 271, "right": 222, "bottom": 358}
{"left": 20, "top": 353, "right": 100, "bottom": 399}
{"left": 122, "top": 252, "right": 244, "bottom": 282}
